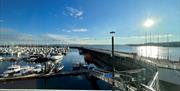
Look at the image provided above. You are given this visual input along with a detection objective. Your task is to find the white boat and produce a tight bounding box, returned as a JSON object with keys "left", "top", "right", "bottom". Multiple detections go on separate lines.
{"left": 1, "top": 65, "right": 21, "bottom": 77}
{"left": 0, "top": 56, "right": 4, "bottom": 61}
{"left": 28, "top": 57, "right": 37, "bottom": 61}
{"left": 13, "top": 66, "right": 34, "bottom": 76}
{"left": 53, "top": 56, "right": 64, "bottom": 63}
{"left": 33, "top": 64, "right": 42, "bottom": 73}
{"left": 1, "top": 65, "right": 35, "bottom": 77}
{"left": 16, "top": 52, "right": 21, "bottom": 58}
{"left": 50, "top": 53, "right": 64, "bottom": 61}
{"left": 0, "top": 73, "right": 9, "bottom": 77}
{"left": 27, "top": 55, "right": 39, "bottom": 62}
{"left": 55, "top": 64, "right": 64, "bottom": 72}
{"left": 21, "top": 65, "right": 34, "bottom": 75}
{"left": 13, "top": 71, "right": 22, "bottom": 77}
{"left": 3, "top": 65, "right": 21, "bottom": 74}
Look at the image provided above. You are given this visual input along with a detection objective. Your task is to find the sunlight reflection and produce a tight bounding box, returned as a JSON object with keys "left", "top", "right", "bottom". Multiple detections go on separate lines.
{"left": 137, "top": 46, "right": 160, "bottom": 59}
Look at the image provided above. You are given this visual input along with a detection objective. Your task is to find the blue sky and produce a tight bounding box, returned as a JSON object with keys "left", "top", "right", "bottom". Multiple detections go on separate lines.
{"left": 0, "top": 0, "right": 180, "bottom": 44}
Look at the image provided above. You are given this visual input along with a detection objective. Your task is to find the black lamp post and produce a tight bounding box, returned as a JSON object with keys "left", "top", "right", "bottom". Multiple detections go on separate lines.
{"left": 110, "top": 31, "right": 115, "bottom": 57}
{"left": 110, "top": 31, "right": 115, "bottom": 89}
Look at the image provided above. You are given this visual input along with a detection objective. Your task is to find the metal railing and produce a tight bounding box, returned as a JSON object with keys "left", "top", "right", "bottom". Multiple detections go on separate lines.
{"left": 141, "top": 71, "right": 159, "bottom": 91}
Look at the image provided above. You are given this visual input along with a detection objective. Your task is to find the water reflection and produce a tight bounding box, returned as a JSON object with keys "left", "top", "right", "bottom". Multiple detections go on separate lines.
{"left": 137, "top": 46, "right": 180, "bottom": 61}
{"left": 137, "top": 46, "right": 159, "bottom": 58}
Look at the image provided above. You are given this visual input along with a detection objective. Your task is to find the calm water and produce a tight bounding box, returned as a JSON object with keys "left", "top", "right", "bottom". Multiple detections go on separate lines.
{"left": 83, "top": 45, "right": 180, "bottom": 61}
{"left": 0, "top": 49, "right": 112, "bottom": 89}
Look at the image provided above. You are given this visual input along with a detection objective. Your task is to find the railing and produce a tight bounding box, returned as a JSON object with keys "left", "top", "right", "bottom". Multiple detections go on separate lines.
{"left": 141, "top": 71, "right": 159, "bottom": 91}
{"left": 149, "top": 72, "right": 159, "bottom": 90}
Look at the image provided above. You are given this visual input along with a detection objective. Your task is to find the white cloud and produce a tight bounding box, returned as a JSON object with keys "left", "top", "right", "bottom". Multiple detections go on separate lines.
{"left": 67, "top": 30, "right": 71, "bottom": 33}
{"left": 61, "top": 28, "right": 88, "bottom": 33}
{"left": 65, "top": 7, "right": 83, "bottom": 19}
{"left": 71, "top": 28, "right": 88, "bottom": 32}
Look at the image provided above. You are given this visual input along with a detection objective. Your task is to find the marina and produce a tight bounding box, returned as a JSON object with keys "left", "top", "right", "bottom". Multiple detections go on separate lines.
{"left": 0, "top": 46, "right": 68, "bottom": 77}
{"left": 0, "top": 48, "right": 113, "bottom": 90}
{"left": 0, "top": 0, "right": 180, "bottom": 90}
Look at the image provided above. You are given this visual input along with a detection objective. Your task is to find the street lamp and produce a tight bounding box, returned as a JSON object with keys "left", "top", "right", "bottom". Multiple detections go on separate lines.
{"left": 110, "top": 31, "right": 115, "bottom": 89}
{"left": 110, "top": 31, "right": 115, "bottom": 57}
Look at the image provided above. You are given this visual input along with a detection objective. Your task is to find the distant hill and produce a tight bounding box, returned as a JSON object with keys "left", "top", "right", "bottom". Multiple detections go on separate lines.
{"left": 127, "top": 41, "right": 180, "bottom": 47}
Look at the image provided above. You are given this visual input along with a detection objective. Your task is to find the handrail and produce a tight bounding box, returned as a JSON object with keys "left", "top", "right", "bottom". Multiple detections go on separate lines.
{"left": 141, "top": 84, "right": 156, "bottom": 91}
{"left": 141, "top": 71, "right": 159, "bottom": 91}
{"left": 149, "top": 71, "right": 159, "bottom": 87}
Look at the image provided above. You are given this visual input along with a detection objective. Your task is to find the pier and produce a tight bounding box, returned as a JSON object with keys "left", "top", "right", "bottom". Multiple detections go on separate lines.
{"left": 73, "top": 47, "right": 180, "bottom": 70}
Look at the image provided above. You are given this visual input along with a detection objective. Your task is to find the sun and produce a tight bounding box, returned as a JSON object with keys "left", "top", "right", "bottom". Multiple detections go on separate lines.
{"left": 144, "top": 19, "right": 154, "bottom": 27}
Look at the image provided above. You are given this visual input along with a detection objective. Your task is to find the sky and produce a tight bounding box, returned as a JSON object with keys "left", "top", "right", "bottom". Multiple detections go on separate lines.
{"left": 0, "top": 0, "right": 180, "bottom": 45}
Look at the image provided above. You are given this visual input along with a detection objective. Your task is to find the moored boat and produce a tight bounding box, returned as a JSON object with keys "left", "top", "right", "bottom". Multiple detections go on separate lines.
{"left": 33, "top": 64, "right": 43, "bottom": 73}
{"left": 54, "top": 64, "right": 64, "bottom": 73}
{"left": 3, "top": 65, "right": 21, "bottom": 74}
{"left": 0, "top": 56, "right": 4, "bottom": 61}
{"left": 50, "top": 54, "right": 63, "bottom": 60}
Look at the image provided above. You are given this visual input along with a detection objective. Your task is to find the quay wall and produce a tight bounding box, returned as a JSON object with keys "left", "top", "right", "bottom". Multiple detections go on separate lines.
{"left": 76, "top": 47, "right": 146, "bottom": 70}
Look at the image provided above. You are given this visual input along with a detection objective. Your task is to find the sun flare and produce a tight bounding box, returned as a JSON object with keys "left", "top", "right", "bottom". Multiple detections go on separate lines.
{"left": 144, "top": 19, "right": 154, "bottom": 27}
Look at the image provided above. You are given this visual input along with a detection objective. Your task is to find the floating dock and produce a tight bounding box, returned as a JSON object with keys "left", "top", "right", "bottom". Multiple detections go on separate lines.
{"left": 0, "top": 70, "right": 89, "bottom": 82}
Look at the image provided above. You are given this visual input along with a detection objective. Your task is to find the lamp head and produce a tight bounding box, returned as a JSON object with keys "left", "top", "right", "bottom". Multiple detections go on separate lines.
{"left": 110, "top": 31, "right": 115, "bottom": 36}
